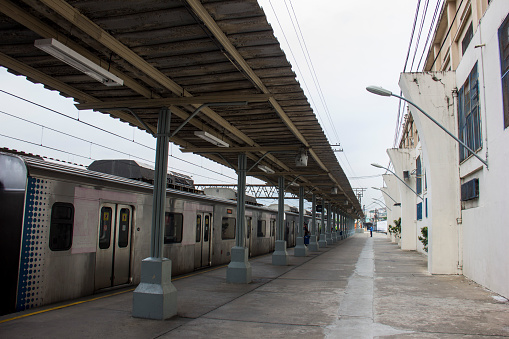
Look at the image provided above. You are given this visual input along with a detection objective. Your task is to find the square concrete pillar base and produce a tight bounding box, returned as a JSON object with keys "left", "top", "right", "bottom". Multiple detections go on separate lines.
{"left": 226, "top": 246, "right": 252, "bottom": 283}
{"left": 272, "top": 240, "right": 289, "bottom": 265}
{"left": 326, "top": 232, "right": 333, "bottom": 243}
{"left": 318, "top": 238, "right": 327, "bottom": 248}
{"left": 294, "top": 237, "right": 308, "bottom": 257}
{"left": 308, "top": 235, "right": 319, "bottom": 251}
{"left": 132, "top": 257, "right": 177, "bottom": 320}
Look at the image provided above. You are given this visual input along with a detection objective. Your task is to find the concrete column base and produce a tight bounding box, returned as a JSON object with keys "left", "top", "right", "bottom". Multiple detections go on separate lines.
{"left": 308, "top": 235, "right": 319, "bottom": 251}
{"left": 326, "top": 232, "right": 333, "bottom": 243}
{"left": 318, "top": 236, "right": 327, "bottom": 248}
{"left": 294, "top": 237, "right": 308, "bottom": 257}
{"left": 226, "top": 246, "right": 252, "bottom": 283}
{"left": 272, "top": 240, "right": 289, "bottom": 265}
{"left": 132, "top": 257, "right": 177, "bottom": 320}
{"left": 332, "top": 232, "right": 338, "bottom": 242}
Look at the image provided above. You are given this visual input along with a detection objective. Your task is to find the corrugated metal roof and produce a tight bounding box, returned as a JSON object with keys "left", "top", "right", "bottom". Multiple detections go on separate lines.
{"left": 0, "top": 0, "right": 363, "bottom": 218}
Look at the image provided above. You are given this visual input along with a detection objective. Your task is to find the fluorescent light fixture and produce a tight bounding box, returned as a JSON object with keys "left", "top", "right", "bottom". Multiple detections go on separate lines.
{"left": 194, "top": 131, "right": 229, "bottom": 147}
{"left": 258, "top": 165, "right": 275, "bottom": 174}
{"left": 34, "top": 38, "right": 123, "bottom": 87}
{"left": 331, "top": 187, "right": 338, "bottom": 194}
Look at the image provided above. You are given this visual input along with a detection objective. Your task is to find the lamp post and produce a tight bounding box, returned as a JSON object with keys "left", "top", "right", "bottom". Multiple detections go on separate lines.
{"left": 366, "top": 86, "right": 488, "bottom": 168}
{"left": 371, "top": 163, "right": 423, "bottom": 201}
{"left": 373, "top": 197, "right": 391, "bottom": 211}
{"left": 371, "top": 187, "right": 398, "bottom": 204}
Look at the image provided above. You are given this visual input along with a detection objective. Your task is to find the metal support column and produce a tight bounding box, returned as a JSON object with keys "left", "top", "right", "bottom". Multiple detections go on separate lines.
{"left": 272, "top": 176, "right": 289, "bottom": 265}
{"left": 294, "top": 186, "right": 308, "bottom": 257}
{"left": 226, "top": 153, "right": 252, "bottom": 283}
{"left": 326, "top": 201, "right": 333, "bottom": 244}
{"left": 318, "top": 199, "right": 327, "bottom": 248}
{"left": 332, "top": 206, "right": 338, "bottom": 242}
{"left": 308, "top": 193, "right": 319, "bottom": 251}
{"left": 133, "top": 108, "right": 177, "bottom": 320}
{"left": 340, "top": 213, "right": 344, "bottom": 239}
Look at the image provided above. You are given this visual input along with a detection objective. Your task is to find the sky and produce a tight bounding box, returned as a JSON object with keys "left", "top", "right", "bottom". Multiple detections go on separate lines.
{"left": 0, "top": 0, "right": 441, "bottom": 216}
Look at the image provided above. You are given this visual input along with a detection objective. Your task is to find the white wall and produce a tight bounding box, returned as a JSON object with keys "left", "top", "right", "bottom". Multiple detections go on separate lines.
{"left": 382, "top": 174, "right": 401, "bottom": 242}
{"left": 387, "top": 148, "right": 417, "bottom": 250}
{"left": 456, "top": 0, "right": 509, "bottom": 298}
{"left": 399, "top": 71, "right": 461, "bottom": 274}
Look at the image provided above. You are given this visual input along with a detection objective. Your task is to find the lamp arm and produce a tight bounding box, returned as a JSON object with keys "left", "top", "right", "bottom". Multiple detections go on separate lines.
{"left": 391, "top": 93, "right": 488, "bottom": 168}
{"left": 381, "top": 190, "right": 398, "bottom": 203}
{"left": 384, "top": 167, "right": 424, "bottom": 201}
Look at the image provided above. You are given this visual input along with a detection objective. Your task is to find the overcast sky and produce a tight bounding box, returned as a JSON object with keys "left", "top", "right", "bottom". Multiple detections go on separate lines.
{"left": 0, "top": 0, "right": 439, "bottom": 215}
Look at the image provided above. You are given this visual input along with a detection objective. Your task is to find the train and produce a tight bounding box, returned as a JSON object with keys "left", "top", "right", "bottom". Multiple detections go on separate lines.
{"left": 0, "top": 152, "right": 321, "bottom": 316}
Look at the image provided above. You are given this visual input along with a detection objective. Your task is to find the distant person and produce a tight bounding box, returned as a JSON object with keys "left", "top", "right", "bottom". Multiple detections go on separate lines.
{"left": 370, "top": 226, "right": 373, "bottom": 237}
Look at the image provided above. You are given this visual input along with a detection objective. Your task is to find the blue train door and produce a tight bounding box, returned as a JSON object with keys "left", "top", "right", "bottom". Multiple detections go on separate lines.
{"left": 95, "top": 203, "right": 132, "bottom": 290}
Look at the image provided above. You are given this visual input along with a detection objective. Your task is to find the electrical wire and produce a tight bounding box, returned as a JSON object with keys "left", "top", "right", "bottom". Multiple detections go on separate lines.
{"left": 0, "top": 131, "right": 233, "bottom": 183}
{"left": 267, "top": 0, "right": 335, "bottom": 143}
{"left": 285, "top": 0, "right": 340, "bottom": 145}
{"left": 392, "top": 0, "right": 422, "bottom": 149}
{"left": 416, "top": 0, "right": 443, "bottom": 71}
{"left": 0, "top": 89, "right": 237, "bottom": 181}
{"left": 280, "top": 1, "right": 361, "bottom": 186}
{"left": 410, "top": 0, "right": 430, "bottom": 72}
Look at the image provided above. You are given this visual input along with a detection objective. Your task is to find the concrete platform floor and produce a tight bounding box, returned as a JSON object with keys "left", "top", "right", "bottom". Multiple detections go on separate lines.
{"left": 1, "top": 232, "right": 509, "bottom": 338}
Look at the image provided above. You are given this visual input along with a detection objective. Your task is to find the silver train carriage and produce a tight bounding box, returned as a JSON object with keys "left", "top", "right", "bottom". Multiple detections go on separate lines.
{"left": 0, "top": 152, "right": 307, "bottom": 316}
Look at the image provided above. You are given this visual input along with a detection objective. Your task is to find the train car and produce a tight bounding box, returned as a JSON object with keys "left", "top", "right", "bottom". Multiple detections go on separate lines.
{"left": 0, "top": 152, "right": 305, "bottom": 316}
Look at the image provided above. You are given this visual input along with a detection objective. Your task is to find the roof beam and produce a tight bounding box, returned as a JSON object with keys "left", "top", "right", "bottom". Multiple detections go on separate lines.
{"left": 75, "top": 94, "right": 271, "bottom": 110}
{"left": 38, "top": 0, "right": 297, "bottom": 176}
{"left": 184, "top": 0, "right": 351, "bottom": 201}
{"left": 180, "top": 146, "right": 302, "bottom": 153}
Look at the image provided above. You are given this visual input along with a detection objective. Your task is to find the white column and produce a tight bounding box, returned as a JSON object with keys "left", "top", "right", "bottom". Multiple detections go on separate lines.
{"left": 399, "top": 71, "right": 461, "bottom": 274}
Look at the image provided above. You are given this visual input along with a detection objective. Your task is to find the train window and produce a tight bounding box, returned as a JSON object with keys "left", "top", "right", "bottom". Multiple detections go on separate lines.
{"left": 49, "top": 202, "right": 74, "bottom": 251}
{"left": 118, "top": 208, "right": 130, "bottom": 248}
{"left": 204, "top": 215, "right": 210, "bottom": 242}
{"left": 196, "top": 215, "right": 202, "bottom": 242}
{"left": 99, "top": 207, "right": 112, "bottom": 249}
{"left": 246, "top": 217, "right": 251, "bottom": 239}
{"left": 221, "top": 217, "right": 236, "bottom": 240}
{"left": 164, "top": 213, "right": 183, "bottom": 244}
{"left": 270, "top": 219, "right": 276, "bottom": 237}
{"left": 257, "top": 220, "right": 266, "bottom": 237}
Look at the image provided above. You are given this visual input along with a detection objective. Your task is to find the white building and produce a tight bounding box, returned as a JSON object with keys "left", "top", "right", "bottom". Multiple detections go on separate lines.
{"left": 383, "top": 0, "right": 509, "bottom": 298}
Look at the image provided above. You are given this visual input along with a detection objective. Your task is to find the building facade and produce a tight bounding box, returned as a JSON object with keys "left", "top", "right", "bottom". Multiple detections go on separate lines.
{"left": 385, "top": 0, "right": 509, "bottom": 298}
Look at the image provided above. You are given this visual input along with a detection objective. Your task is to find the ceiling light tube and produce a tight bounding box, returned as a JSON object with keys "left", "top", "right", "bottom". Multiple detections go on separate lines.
{"left": 257, "top": 165, "right": 275, "bottom": 174}
{"left": 34, "top": 38, "right": 123, "bottom": 87}
{"left": 194, "top": 131, "right": 229, "bottom": 147}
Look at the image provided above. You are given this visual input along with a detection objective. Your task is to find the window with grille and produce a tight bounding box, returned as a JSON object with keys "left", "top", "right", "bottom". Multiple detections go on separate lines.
{"left": 417, "top": 202, "right": 423, "bottom": 221}
{"left": 458, "top": 63, "right": 482, "bottom": 162}
{"left": 498, "top": 14, "right": 509, "bottom": 129}
{"left": 462, "top": 24, "right": 473, "bottom": 56}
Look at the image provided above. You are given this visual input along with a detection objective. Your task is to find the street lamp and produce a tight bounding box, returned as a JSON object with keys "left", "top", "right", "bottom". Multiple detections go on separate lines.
{"left": 371, "top": 186, "right": 398, "bottom": 204}
{"left": 371, "top": 163, "right": 423, "bottom": 201}
{"left": 373, "top": 197, "right": 391, "bottom": 211}
{"left": 366, "top": 86, "right": 488, "bottom": 168}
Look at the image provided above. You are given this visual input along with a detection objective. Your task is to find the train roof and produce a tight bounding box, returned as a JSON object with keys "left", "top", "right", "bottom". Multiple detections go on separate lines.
{"left": 1, "top": 152, "right": 272, "bottom": 212}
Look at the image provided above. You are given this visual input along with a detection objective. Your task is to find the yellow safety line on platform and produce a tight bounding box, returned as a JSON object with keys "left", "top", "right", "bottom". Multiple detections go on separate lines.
{"left": 0, "top": 264, "right": 229, "bottom": 324}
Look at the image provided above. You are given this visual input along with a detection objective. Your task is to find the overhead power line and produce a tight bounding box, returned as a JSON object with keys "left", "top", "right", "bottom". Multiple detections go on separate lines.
{"left": 0, "top": 89, "right": 238, "bottom": 181}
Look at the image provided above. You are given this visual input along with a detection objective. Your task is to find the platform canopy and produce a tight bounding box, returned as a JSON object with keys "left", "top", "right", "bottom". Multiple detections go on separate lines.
{"left": 0, "top": 0, "right": 363, "bottom": 218}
